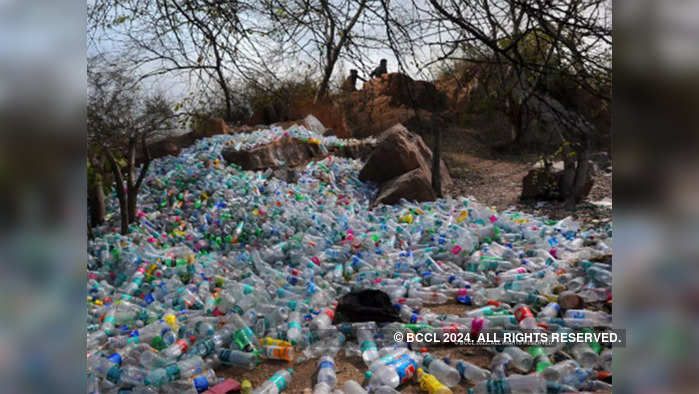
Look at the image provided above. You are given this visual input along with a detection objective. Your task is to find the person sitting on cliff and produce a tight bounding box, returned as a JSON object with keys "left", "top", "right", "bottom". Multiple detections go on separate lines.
{"left": 341, "top": 69, "right": 365, "bottom": 92}
{"left": 369, "top": 59, "right": 388, "bottom": 79}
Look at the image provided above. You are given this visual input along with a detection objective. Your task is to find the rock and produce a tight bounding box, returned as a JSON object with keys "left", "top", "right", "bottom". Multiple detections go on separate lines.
{"left": 194, "top": 118, "right": 230, "bottom": 139}
{"left": 521, "top": 165, "right": 593, "bottom": 202}
{"left": 374, "top": 168, "right": 436, "bottom": 206}
{"left": 326, "top": 140, "right": 376, "bottom": 160}
{"left": 512, "top": 87, "right": 595, "bottom": 150}
{"left": 272, "top": 114, "right": 326, "bottom": 135}
{"left": 558, "top": 291, "right": 584, "bottom": 310}
{"left": 339, "top": 73, "right": 447, "bottom": 138}
{"left": 271, "top": 167, "right": 298, "bottom": 184}
{"left": 229, "top": 124, "right": 255, "bottom": 134}
{"left": 146, "top": 139, "right": 180, "bottom": 160}
{"left": 359, "top": 124, "right": 451, "bottom": 187}
{"left": 301, "top": 114, "right": 325, "bottom": 135}
{"left": 221, "top": 136, "right": 325, "bottom": 171}
{"left": 248, "top": 99, "right": 350, "bottom": 138}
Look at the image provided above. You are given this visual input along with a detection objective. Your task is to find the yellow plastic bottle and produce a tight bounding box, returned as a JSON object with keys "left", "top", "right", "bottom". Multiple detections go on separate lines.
{"left": 259, "top": 337, "right": 292, "bottom": 347}
{"left": 417, "top": 368, "right": 453, "bottom": 394}
{"left": 241, "top": 379, "right": 252, "bottom": 394}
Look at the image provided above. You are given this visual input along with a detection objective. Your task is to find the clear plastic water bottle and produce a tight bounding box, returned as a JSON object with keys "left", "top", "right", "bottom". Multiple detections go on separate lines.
{"left": 537, "top": 302, "right": 560, "bottom": 319}
{"left": 315, "top": 356, "right": 337, "bottom": 389}
{"left": 421, "top": 353, "right": 461, "bottom": 387}
{"left": 342, "top": 380, "right": 368, "bottom": 394}
{"left": 253, "top": 369, "right": 294, "bottom": 394}
{"left": 561, "top": 367, "right": 596, "bottom": 388}
{"left": 311, "top": 309, "right": 334, "bottom": 330}
{"left": 161, "top": 369, "right": 218, "bottom": 393}
{"left": 194, "top": 325, "right": 233, "bottom": 356}
{"left": 369, "top": 353, "right": 418, "bottom": 388}
{"left": 489, "top": 352, "right": 511, "bottom": 379}
{"left": 160, "top": 336, "right": 193, "bottom": 360}
{"left": 356, "top": 324, "right": 379, "bottom": 365}
{"left": 286, "top": 311, "right": 303, "bottom": 345}
{"left": 217, "top": 348, "right": 259, "bottom": 369}
{"left": 569, "top": 342, "right": 600, "bottom": 368}
{"left": 543, "top": 359, "right": 580, "bottom": 382}
{"left": 502, "top": 347, "right": 533, "bottom": 372}
{"left": 599, "top": 348, "right": 612, "bottom": 370}
{"left": 454, "top": 359, "right": 491, "bottom": 382}
{"left": 564, "top": 309, "right": 611, "bottom": 324}
{"left": 472, "top": 374, "right": 547, "bottom": 394}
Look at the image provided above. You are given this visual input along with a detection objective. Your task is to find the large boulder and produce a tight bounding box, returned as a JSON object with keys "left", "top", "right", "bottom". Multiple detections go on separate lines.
{"left": 326, "top": 140, "right": 376, "bottom": 160}
{"left": 221, "top": 136, "right": 325, "bottom": 171}
{"left": 359, "top": 124, "right": 452, "bottom": 188}
{"left": 339, "top": 73, "right": 447, "bottom": 138}
{"left": 249, "top": 99, "right": 350, "bottom": 138}
{"left": 272, "top": 114, "right": 326, "bottom": 135}
{"left": 374, "top": 168, "right": 436, "bottom": 206}
{"left": 193, "top": 118, "right": 231, "bottom": 139}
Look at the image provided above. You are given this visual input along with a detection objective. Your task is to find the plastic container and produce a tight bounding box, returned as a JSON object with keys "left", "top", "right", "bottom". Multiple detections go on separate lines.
{"left": 421, "top": 353, "right": 461, "bottom": 387}
{"left": 253, "top": 369, "right": 294, "bottom": 394}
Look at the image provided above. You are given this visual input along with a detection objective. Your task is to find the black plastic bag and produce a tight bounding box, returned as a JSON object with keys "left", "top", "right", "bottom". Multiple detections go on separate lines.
{"left": 332, "top": 289, "right": 400, "bottom": 323}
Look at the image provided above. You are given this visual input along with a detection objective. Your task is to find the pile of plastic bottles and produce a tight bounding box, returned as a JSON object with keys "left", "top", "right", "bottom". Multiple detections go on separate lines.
{"left": 87, "top": 126, "right": 613, "bottom": 393}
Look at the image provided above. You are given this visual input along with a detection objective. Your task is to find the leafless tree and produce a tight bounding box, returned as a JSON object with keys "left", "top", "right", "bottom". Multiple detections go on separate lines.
{"left": 87, "top": 58, "right": 175, "bottom": 234}
{"left": 260, "top": 0, "right": 377, "bottom": 102}
{"left": 88, "top": 0, "right": 278, "bottom": 121}
{"left": 377, "top": 0, "right": 611, "bottom": 207}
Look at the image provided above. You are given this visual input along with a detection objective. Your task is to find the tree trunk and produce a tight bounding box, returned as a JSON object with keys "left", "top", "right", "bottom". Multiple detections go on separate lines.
{"left": 558, "top": 142, "right": 580, "bottom": 201}
{"left": 126, "top": 137, "right": 137, "bottom": 223}
{"left": 88, "top": 154, "right": 107, "bottom": 227}
{"left": 315, "top": 64, "right": 333, "bottom": 103}
{"left": 212, "top": 45, "right": 233, "bottom": 121}
{"left": 431, "top": 126, "right": 443, "bottom": 198}
{"left": 127, "top": 187, "right": 138, "bottom": 225}
{"left": 88, "top": 172, "right": 106, "bottom": 226}
{"left": 221, "top": 79, "right": 233, "bottom": 121}
{"left": 103, "top": 147, "right": 129, "bottom": 235}
{"left": 564, "top": 136, "right": 591, "bottom": 210}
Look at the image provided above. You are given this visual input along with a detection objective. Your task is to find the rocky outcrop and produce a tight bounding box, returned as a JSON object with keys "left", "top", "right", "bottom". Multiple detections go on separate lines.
{"left": 360, "top": 124, "right": 451, "bottom": 186}
{"left": 326, "top": 141, "right": 376, "bottom": 160}
{"left": 221, "top": 136, "right": 325, "bottom": 171}
{"left": 339, "top": 73, "right": 447, "bottom": 138}
{"left": 360, "top": 124, "right": 451, "bottom": 206}
{"left": 193, "top": 118, "right": 230, "bottom": 139}
{"left": 373, "top": 168, "right": 437, "bottom": 206}
{"left": 272, "top": 114, "right": 326, "bottom": 135}
{"left": 249, "top": 99, "right": 350, "bottom": 138}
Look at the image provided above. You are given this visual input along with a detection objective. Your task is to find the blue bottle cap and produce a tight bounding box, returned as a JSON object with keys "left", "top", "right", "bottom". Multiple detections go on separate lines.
{"left": 107, "top": 353, "right": 122, "bottom": 365}
{"left": 193, "top": 375, "right": 209, "bottom": 392}
{"left": 457, "top": 295, "right": 472, "bottom": 305}
{"left": 144, "top": 293, "right": 155, "bottom": 305}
